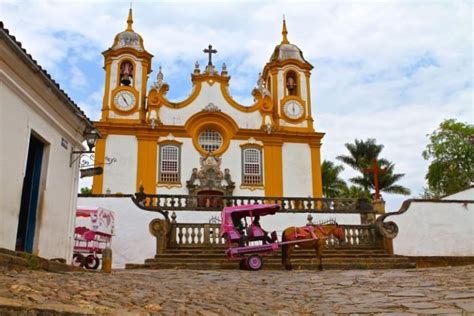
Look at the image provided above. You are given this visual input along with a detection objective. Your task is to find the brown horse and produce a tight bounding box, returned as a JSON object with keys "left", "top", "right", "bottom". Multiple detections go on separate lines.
{"left": 281, "top": 221, "right": 345, "bottom": 270}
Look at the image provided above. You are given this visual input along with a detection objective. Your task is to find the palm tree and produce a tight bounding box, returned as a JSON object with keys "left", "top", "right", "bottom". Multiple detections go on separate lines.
{"left": 350, "top": 161, "right": 411, "bottom": 195}
{"left": 336, "top": 138, "right": 388, "bottom": 170}
{"left": 337, "top": 139, "right": 411, "bottom": 197}
{"left": 341, "top": 185, "right": 371, "bottom": 199}
{"left": 321, "top": 160, "right": 347, "bottom": 198}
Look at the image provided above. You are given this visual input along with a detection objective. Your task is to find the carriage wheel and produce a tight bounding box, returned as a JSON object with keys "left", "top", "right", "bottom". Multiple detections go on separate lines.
{"left": 85, "top": 255, "right": 100, "bottom": 270}
{"left": 72, "top": 253, "right": 85, "bottom": 268}
{"left": 246, "top": 254, "right": 263, "bottom": 271}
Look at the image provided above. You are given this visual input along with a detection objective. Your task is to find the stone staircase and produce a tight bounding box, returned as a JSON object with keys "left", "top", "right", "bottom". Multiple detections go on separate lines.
{"left": 126, "top": 246, "right": 416, "bottom": 270}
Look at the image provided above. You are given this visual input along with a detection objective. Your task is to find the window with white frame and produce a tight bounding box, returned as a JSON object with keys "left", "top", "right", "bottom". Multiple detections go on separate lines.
{"left": 198, "top": 130, "right": 223, "bottom": 153}
{"left": 159, "top": 145, "right": 180, "bottom": 183}
{"left": 242, "top": 148, "right": 262, "bottom": 185}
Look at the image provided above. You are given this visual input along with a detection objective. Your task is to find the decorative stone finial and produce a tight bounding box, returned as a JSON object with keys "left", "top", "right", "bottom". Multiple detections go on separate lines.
{"left": 307, "top": 214, "right": 313, "bottom": 225}
{"left": 256, "top": 72, "right": 270, "bottom": 97}
{"left": 194, "top": 61, "right": 201, "bottom": 74}
{"left": 221, "top": 63, "right": 228, "bottom": 76}
{"left": 281, "top": 16, "right": 289, "bottom": 44}
{"left": 171, "top": 211, "right": 177, "bottom": 223}
{"left": 126, "top": 8, "right": 134, "bottom": 31}
{"left": 152, "top": 66, "right": 166, "bottom": 91}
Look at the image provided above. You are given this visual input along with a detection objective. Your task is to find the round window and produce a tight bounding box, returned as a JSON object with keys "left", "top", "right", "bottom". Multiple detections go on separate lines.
{"left": 198, "top": 130, "right": 223, "bottom": 153}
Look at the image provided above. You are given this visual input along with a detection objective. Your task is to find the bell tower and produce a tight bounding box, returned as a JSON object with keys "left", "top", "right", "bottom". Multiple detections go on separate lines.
{"left": 100, "top": 8, "right": 153, "bottom": 123}
{"left": 262, "top": 19, "right": 314, "bottom": 131}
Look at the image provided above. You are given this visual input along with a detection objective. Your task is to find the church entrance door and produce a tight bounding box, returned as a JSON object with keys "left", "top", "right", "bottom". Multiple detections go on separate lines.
{"left": 197, "top": 190, "right": 224, "bottom": 208}
{"left": 16, "top": 134, "right": 44, "bottom": 253}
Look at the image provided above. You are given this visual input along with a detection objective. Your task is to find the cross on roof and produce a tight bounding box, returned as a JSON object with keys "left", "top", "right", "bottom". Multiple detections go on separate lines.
{"left": 362, "top": 159, "right": 387, "bottom": 201}
{"left": 203, "top": 44, "right": 217, "bottom": 66}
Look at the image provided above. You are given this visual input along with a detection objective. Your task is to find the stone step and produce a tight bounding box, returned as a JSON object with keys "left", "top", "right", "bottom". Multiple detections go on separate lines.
{"left": 162, "top": 247, "right": 387, "bottom": 254}
{"left": 126, "top": 260, "right": 416, "bottom": 270}
{"left": 152, "top": 252, "right": 392, "bottom": 259}
{"left": 144, "top": 256, "right": 410, "bottom": 264}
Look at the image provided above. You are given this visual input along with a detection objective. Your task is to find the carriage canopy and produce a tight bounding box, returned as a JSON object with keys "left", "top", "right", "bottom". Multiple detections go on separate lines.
{"left": 220, "top": 204, "right": 280, "bottom": 236}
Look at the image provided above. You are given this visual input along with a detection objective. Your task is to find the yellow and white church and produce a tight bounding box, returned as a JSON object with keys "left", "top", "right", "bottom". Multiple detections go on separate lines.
{"left": 92, "top": 9, "right": 325, "bottom": 198}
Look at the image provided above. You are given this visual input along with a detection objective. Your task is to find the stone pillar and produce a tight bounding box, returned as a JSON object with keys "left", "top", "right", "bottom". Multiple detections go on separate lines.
{"left": 149, "top": 218, "right": 170, "bottom": 255}
{"left": 373, "top": 200, "right": 385, "bottom": 214}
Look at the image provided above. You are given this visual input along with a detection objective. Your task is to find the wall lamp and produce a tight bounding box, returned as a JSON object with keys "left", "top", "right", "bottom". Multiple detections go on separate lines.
{"left": 70, "top": 128, "right": 101, "bottom": 167}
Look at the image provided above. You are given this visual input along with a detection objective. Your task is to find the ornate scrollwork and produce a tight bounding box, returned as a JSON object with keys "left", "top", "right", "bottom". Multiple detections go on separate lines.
{"left": 374, "top": 199, "right": 414, "bottom": 239}
{"left": 375, "top": 220, "right": 399, "bottom": 239}
{"left": 80, "top": 154, "right": 117, "bottom": 168}
{"left": 132, "top": 185, "right": 169, "bottom": 219}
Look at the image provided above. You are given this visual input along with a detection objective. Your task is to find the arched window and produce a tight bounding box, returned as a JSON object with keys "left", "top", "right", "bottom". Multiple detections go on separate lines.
{"left": 120, "top": 60, "right": 134, "bottom": 86}
{"left": 159, "top": 145, "right": 180, "bottom": 183}
{"left": 286, "top": 71, "right": 297, "bottom": 96}
{"left": 242, "top": 148, "right": 263, "bottom": 185}
{"left": 198, "top": 130, "right": 223, "bottom": 153}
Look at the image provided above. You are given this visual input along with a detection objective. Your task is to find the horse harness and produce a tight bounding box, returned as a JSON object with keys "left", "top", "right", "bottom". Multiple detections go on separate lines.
{"left": 294, "top": 225, "right": 328, "bottom": 240}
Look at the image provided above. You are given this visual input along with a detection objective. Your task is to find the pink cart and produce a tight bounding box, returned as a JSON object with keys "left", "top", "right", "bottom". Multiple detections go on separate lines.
{"left": 72, "top": 207, "right": 115, "bottom": 269}
{"left": 221, "top": 204, "right": 317, "bottom": 271}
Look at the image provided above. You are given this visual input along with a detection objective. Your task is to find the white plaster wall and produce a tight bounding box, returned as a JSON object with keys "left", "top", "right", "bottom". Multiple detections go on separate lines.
{"left": 299, "top": 69, "right": 307, "bottom": 104}
{"left": 0, "top": 65, "right": 84, "bottom": 263}
{"left": 108, "top": 111, "right": 140, "bottom": 120}
{"left": 392, "top": 201, "right": 474, "bottom": 256}
{"left": 442, "top": 187, "right": 473, "bottom": 201}
{"left": 282, "top": 143, "right": 312, "bottom": 197}
{"left": 160, "top": 82, "right": 262, "bottom": 129}
{"left": 109, "top": 60, "right": 118, "bottom": 105}
{"left": 103, "top": 135, "right": 137, "bottom": 194}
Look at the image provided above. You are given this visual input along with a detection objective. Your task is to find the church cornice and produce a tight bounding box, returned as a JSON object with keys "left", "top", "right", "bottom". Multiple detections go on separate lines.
{"left": 103, "top": 47, "right": 153, "bottom": 63}
{"left": 93, "top": 121, "right": 324, "bottom": 144}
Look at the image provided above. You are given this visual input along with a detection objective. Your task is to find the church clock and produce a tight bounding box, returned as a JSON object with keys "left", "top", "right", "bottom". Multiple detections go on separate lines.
{"left": 283, "top": 100, "right": 304, "bottom": 120}
{"left": 114, "top": 90, "right": 136, "bottom": 111}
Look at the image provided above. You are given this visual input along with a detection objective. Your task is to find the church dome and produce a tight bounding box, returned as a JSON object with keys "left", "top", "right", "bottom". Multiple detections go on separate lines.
{"left": 110, "top": 9, "right": 145, "bottom": 52}
{"left": 270, "top": 43, "right": 306, "bottom": 62}
{"left": 269, "top": 19, "right": 309, "bottom": 64}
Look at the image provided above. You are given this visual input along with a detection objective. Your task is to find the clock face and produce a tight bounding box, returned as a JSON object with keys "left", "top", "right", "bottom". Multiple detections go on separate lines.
{"left": 284, "top": 100, "right": 304, "bottom": 120}
{"left": 114, "top": 90, "right": 136, "bottom": 111}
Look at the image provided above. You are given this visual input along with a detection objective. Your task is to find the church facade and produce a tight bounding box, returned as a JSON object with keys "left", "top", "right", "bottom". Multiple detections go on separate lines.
{"left": 92, "top": 10, "right": 325, "bottom": 198}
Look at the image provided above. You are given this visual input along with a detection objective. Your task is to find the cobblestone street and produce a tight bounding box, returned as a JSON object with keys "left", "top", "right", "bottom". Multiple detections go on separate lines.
{"left": 0, "top": 265, "right": 473, "bottom": 315}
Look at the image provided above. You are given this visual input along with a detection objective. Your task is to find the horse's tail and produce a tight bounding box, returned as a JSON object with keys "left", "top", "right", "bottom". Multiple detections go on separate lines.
{"left": 281, "top": 229, "right": 288, "bottom": 267}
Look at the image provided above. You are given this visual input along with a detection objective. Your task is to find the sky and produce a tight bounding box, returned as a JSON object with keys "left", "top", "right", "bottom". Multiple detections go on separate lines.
{"left": 2, "top": 0, "right": 472, "bottom": 211}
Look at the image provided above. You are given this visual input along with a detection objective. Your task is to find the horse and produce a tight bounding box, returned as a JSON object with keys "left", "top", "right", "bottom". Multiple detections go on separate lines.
{"left": 281, "top": 220, "right": 345, "bottom": 270}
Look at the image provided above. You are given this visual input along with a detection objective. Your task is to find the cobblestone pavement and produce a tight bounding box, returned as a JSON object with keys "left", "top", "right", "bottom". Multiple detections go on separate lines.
{"left": 0, "top": 265, "right": 473, "bottom": 315}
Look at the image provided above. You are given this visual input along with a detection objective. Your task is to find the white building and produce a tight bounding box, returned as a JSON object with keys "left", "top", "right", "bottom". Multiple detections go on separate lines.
{"left": 0, "top": 22, "right": 95, "bottom": 262}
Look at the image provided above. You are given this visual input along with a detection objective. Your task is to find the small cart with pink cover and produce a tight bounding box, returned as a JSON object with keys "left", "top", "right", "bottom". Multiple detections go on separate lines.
{"left": 221, "top": 204, "right": 317, "bottom": 270}
{"left": 221, "top": 204, "right": 281, "bottom": 271}
{"left": 72, "top": 207, "right": 115, "bottom": 269}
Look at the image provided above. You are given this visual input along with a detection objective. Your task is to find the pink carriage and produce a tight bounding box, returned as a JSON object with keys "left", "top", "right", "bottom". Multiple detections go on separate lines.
{"left": 221, "top": 204, "right": 319, "bottom": 270}
{"left": 221, "top": 204, "right": 280, "bottom": 270}
{"left": 72, "top": 207, "right": 115, "bottom": 269}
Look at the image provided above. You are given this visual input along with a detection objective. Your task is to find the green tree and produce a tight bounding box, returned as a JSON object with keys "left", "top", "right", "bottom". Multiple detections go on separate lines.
{"left": 337, "top": 138, "right": 411, "bottom": 197}
{"left": 341, "top": 185, "right": 371, "bottom": 200}
{"left": 422, "top": 119, "right": 474, "bottom": 197}
{"left": 80, "top": 187, "right": 92, "bottom": 195}
{"left": 321, "top": 160, "right": 347, "bottom": 198}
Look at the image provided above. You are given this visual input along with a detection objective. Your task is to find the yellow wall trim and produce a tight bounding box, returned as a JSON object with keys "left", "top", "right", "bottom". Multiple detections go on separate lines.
{"left": 92, "top": 137, "right": 107, "bottom": 194}
{"left": 136, "top": 138, "right": 157, "bottom": 194}
{"left": 310, "top": 143, "right": 323, "bottom": 198}
{"left": 263, "top": 142, "right": 283, "bottom": 196}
